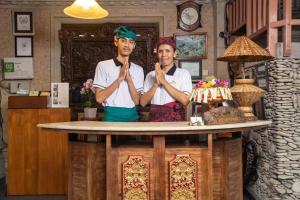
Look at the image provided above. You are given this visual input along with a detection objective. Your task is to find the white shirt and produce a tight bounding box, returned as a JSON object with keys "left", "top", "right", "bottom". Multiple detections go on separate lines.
{"left": 144, "top": 65, "right": 192, "bottom": 105}
{"left": 93, "top": 58, "right": 144, "bottom": 108}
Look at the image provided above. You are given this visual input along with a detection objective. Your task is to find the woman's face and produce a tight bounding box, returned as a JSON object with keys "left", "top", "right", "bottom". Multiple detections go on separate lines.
{"left": 157, "top": 44, "right": 176, "bottom": 67}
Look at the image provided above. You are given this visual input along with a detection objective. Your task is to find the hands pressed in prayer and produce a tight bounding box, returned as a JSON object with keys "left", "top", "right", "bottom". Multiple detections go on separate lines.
{"left": 155, "top": 62, "right": 166, "bottom": 86}
{"left": 118, "top": 60, "right": 129, "bottom": 82}
{"left": 124, "top": 61, "right": 132, "bottom": 82}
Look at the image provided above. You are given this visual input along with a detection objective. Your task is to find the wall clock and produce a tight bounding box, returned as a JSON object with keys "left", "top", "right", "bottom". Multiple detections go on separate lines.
{"left": 177, "top": 1, "right": 202, "bottom": 32}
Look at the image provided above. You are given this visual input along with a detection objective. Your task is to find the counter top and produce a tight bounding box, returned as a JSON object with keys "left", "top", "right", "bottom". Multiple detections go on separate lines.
{"left": 38, "top": 120, "right": 271, "bottom": 135}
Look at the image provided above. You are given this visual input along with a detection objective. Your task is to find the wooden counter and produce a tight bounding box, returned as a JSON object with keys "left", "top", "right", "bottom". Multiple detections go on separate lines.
{"left": 38, "top": 121, "right": 271, "bottom": 200}
{"left": 8, "top": 108, "right": 70, "bottom": 195}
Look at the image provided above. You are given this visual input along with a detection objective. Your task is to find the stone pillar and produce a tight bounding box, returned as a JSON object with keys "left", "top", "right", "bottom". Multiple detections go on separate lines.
{"left": 249, "top": 58, "right": 300, "bottom": 199}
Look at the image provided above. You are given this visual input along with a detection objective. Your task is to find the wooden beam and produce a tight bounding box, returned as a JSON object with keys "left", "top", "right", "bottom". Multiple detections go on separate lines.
{"left": 207, "top": 133, "right": 213, "bottom": 200}
{"left": 229, "top": 4, "right": 233, "bottom": 33}
{"left": 258, "top": 0, "right": 262, "bottom": 29}
{"left": 267, "top": 0, "right": 278, "bottom": 56}
{"left": 237, "top": 0, "right": 241, "bottom": 26}
{"left": 262, "top": 0, "right": 267, "bottom": 27}
{"left": 153, "top": 136, "right": 166, "bottom": 200}
{"left": 270, "top": 20, "right": 285, "bottom": 28}
{"left": 233, "top": 1, "right": 236, "bottom": 31}
{"left": 240, "top": 0, "right": 243, "bottom": 24}
{"left": 292, "top": 19, "right": 300, "bottom": 26}
{"left": 246, "top": 0, "right": 252, "bottom": 36}
{"left": 244, "top": 0, "right": 247, "bottom": 23}
{"left": 231, "top": 22, "right": 246, "bottom": 34}
{"left": 253, "top": 0, "right": 258, "bottom": 32}
{"left": 283, "top": 0, "right": 292, "bottom": 56}
{"left": 106, "top": 135, "right": 112, "bottom": 200}
{"left": 249, "top": 26, "right": 268, "bottom": 39}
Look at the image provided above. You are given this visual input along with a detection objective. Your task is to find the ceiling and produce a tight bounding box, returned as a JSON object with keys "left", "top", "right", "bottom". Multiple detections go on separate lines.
{"left": 0, "top": 0, "right": 212, "bottom": 6}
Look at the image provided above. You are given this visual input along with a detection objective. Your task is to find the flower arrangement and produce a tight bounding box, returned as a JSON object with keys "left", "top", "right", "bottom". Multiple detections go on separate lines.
{"left": 189, "top": 78, "right": 232, "bottom": 104}
{"left": 80, "top": 79, "right": 96, "bottom": 108}
{"left": 195, "top": 79, "right": 229, "bottom": 88}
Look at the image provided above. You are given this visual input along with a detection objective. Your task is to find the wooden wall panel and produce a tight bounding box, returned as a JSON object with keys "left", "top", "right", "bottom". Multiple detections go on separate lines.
{"left": 38, "top": 109, "right": 69, "bottom": 194}
{"left": 104, "top": 139, "right": 242, "bottom": 200}
{"left": 68, "top": 142, "right": 106, "bottom": 200}
{"left": 165, "top": 147, "right": 209, "bottom": 200}
{"left": 109, "top": 147, "right": 155, "bottom": 199}
{"left": 213, "top": 138, "right": 242, "bottom": 200}
{"left": 226, "top": 138, "right": 243, "bottom": 199}
{"left": 8, "top": 108, "right": 70, "bottom": 195}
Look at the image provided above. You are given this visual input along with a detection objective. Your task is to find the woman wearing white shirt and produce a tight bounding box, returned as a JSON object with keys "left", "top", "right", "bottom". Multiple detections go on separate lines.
{"left": 140, "top": 37, "right": 192, "bottom": 122}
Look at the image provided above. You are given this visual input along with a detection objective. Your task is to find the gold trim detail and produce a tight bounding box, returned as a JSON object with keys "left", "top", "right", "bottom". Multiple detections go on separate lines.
{"left": 123, "top": 155, "right": 150, "bottom": 200}
{"left": 169, "top": 154, "right": 197, "bottom": 200}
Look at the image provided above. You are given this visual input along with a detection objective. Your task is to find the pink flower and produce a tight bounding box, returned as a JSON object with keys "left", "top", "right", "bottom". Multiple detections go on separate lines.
{"left": 81, "top": 79, "right": 96, "bottom": 107}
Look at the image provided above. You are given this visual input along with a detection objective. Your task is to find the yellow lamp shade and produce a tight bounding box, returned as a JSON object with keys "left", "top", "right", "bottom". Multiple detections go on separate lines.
{"left": 64, "top": 0, "right": 109, "bottom": 19}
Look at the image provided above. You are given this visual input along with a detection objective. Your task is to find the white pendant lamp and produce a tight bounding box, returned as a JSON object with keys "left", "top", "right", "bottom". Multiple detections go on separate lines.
{"left": 64, "top": 0, "right": 109, "bottom": 19}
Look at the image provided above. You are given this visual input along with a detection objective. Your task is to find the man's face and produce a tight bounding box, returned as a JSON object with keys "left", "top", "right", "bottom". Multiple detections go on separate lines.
{"left": 114, "top": 36, "right": 136, "bottom": 57}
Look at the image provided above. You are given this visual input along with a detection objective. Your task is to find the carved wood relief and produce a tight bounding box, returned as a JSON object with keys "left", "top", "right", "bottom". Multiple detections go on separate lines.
{"left": 122, "top": 155, "right": 150, "bottom": 200}
{"left": 59, "top": 23, "right": 159, "bottom": 105}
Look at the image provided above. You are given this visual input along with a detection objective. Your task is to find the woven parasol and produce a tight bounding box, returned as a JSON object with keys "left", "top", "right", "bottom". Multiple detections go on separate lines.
{"left": 217, "top": 36, "right": 272, "bottom": 121}
{"left": 217, "top": 36, "right": 274, "bottom": 62}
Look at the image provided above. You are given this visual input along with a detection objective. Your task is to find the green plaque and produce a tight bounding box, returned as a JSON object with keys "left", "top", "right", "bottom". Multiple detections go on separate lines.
{"left": 4, "top": 62, "right": 14, "bottom": 72}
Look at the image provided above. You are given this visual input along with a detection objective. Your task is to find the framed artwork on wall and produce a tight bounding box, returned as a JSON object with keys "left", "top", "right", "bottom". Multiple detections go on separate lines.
{"left": 13, "top": 12, "right": 33, "bottom": 34}
{"left": 255, "top": 62, "right": 269, "bottom": 91}
{"left": 178, "top": 60, "right": 202, "bottom": 80}
{"left": 174, "top": 33, "right": 207, "bottom": 59}
{"left": 15, "top": 36, "right": 33, "bottom": 57}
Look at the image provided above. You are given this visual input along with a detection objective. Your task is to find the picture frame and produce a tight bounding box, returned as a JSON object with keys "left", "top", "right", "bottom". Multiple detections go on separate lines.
{"left": 15, "top": 36, "right": 33, "bottom": 57}
{"left": 255, "top": 62, "right": 269, "bottom": 91}
{"left": 13, "top": 12, "right": 33, "bottom": 34}
{"left": 178, "top": 60, "right": 202, "bottom": 80}
{"left": 174, "top": 33, "right": 207, "bottom": 59}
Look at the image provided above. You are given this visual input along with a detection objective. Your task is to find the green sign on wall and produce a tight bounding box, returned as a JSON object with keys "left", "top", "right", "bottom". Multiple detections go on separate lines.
{"left": 4, "top": 62, "right": 14, "bottom": 72}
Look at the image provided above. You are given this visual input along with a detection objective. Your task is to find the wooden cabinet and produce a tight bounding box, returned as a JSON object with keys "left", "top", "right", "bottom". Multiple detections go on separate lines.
{"left": 7, "top": 108, "right": 70, "bottom": 195}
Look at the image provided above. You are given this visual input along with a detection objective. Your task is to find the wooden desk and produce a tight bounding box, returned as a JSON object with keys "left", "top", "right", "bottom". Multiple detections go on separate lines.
{"left": 8, "top": 108, "right": 70, "bottom": 195}
{"left": 38, "top": 121, "right": 271, "bottom": 200}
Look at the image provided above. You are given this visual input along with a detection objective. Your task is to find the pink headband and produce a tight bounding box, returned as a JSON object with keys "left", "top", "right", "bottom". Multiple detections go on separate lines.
{"left": 157, "top": 37, "right": 176, "bottom": 50}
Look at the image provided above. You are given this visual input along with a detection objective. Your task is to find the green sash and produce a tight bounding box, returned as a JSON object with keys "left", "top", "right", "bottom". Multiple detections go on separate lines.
{"left": 103, "top": 106, "right": 139, "bottom": 122}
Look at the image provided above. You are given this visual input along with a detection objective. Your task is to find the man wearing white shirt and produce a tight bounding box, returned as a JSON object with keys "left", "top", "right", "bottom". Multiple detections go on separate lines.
{"left": 93, "top": 26, "right": 144, "bottom": 122}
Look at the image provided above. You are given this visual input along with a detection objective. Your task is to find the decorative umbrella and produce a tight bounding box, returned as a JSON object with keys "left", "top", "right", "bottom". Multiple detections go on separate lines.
{"left": 217, "top": 36, "right": 273, "bottom": 62}
{"left": 217, "top": 36, "right": 274, "bottom": 121}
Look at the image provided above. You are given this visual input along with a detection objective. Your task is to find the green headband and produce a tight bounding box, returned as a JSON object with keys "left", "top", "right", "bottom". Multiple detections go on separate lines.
{"left": 114, "top": 26, "right": 137, "bottom": 41}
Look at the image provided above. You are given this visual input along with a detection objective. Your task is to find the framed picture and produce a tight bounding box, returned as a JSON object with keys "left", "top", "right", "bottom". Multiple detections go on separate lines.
{"left": 255, "top": 62, "right": 269, "bottom": 91}
{"left": 174, "top": 33, "right": 207, "bottom": 59}
{"left": 179, "top": 60, "right": 202, "bottom": 80}
{"left": 13, "top": 12, "right": 33, "bottom": 34}
{"left": 15, "top": 36, "right": 33, "bottom": 57}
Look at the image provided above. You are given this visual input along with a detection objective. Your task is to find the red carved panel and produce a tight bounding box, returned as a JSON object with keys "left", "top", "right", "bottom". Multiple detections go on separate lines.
{"left": 122, "top": 155, "right": 150, "bottom": 200}
{"left": 169, "top": 154, "right": 198, "bottom": 200}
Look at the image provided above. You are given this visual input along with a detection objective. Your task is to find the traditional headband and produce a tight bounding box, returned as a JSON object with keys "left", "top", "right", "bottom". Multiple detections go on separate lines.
{"left": 157, "top": 37, "right": 176, "bottom": 50}
{"left": 114, "top": 25, "right": 137, "bottom": 41}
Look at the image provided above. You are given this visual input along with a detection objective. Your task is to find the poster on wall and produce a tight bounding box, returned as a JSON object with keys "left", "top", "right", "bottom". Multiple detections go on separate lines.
{"left": 174, "top": 33, "right": 207, "bottom": 59}
{"left": 3, "top": 57, "right": 34, "bottom": 79}
{"left": 15, "top": 36, "right": 33, "bottom": 57}
{"left": 13, "top": 11, "right": 34, "bottom": 35}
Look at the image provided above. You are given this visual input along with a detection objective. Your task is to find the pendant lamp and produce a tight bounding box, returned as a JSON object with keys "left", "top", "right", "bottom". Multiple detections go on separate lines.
{"left": 64, "top": 0, "right": 109, "bottom": 19}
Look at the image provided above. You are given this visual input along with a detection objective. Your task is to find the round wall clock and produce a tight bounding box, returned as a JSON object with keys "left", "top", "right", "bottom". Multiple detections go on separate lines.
{"left": 177, "top": 1, "right": 202, "bottom": 32}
